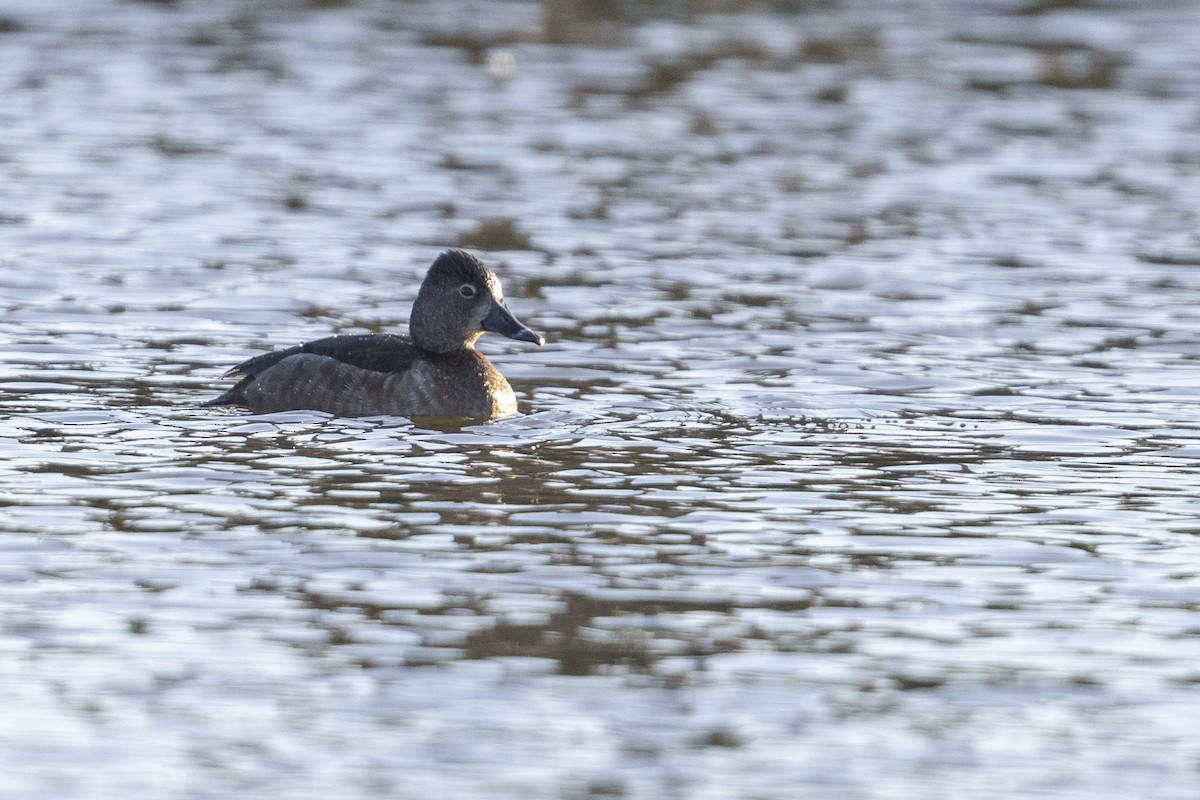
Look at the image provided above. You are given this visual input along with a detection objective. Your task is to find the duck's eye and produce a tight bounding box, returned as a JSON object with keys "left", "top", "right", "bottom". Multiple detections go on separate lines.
{"left": 459, "top": 284, "right": 477, "bottom": 298}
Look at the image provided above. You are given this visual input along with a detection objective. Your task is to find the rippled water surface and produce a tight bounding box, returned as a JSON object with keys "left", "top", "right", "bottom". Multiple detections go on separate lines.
{"left": 4, "top": 0, "right": 1200, "bottom": 797}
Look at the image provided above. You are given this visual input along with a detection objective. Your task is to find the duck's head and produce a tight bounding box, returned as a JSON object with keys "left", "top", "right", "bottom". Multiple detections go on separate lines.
{"left": 409, "top": 249, "right": 544, "bottom": 354}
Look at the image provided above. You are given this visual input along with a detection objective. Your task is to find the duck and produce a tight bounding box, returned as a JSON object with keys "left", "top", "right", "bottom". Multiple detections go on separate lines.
{"left": 203, "top": 249, "right": 544, "bottom": 419}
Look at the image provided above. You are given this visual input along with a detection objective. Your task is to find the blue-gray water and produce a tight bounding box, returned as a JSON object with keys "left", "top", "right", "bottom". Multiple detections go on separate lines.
{"left": 3, "top": 0, "right": 1200, "bottom": 797}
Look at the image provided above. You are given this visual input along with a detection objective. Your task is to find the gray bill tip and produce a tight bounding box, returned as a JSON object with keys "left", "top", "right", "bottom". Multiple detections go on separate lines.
{"left": 483, "top": 302, "right": 544, "bottom": 346}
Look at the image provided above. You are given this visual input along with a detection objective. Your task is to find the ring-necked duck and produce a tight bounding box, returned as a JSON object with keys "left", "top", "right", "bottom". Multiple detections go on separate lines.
{"left": 204, "top": 249, "right": 544, "bottom": 419}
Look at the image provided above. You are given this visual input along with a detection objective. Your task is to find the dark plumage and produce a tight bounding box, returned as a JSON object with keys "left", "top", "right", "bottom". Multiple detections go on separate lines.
{"left": 204, "top": 250, "right": 543, "bottom": 419}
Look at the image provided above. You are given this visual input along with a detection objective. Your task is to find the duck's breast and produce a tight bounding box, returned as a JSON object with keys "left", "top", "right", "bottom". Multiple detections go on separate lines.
{"left": 397, "top": 352, "right": 517, "bottom": 419}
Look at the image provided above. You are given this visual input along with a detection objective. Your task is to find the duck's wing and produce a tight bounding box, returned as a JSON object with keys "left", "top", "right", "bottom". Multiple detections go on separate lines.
{"left": 202, "top": 333, "right": 423, "bottom": 409}
{"left": 226, "top": 333, "right": 422, "bottom": 378}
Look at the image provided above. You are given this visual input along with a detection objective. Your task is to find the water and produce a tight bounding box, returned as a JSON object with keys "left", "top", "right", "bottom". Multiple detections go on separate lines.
{"left": 3, "top": 0, "right": 1200, "bottom": 797}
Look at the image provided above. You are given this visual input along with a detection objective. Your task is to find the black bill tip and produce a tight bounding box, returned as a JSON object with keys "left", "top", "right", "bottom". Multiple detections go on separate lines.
{"left": 482, "top": 302, "right": 544, "bottom": 346}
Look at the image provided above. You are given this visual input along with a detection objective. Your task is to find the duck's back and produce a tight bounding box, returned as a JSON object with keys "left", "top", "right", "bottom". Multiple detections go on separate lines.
{"left": 205, "top": 334, "right": 516, "bottom": 418}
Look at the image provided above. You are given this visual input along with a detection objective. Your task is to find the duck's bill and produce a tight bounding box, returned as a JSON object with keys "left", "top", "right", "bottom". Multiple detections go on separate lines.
{"left": 483, "top": 302, "right": 545, "bottom": 346}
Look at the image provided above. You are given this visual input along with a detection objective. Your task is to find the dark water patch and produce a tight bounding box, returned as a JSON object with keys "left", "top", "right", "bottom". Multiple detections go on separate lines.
{"left": 457, "top": 216, "right": 536, "bottom": 251}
